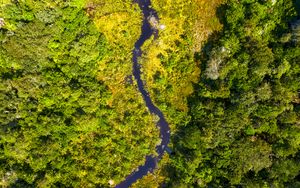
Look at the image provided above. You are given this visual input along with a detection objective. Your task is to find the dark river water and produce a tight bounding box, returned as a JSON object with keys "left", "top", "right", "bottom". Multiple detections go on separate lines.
{"left": 115, "top": 0, "right": 170, "bottom": 187}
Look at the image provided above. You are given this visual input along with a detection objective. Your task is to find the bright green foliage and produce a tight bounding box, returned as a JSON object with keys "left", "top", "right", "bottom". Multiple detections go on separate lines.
{"left": 0, "top": 0, "right": 299, "bottom": 187}
{"left": 166, "top": 0, "right": 300, "bottom": 187}
{"left": 0, "top": 0, "right": 159, "bottom": 187}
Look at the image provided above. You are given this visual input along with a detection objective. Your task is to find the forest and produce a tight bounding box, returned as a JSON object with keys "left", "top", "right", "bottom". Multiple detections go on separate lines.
{"left": 0, "top": 0, "right": 299, "bottom": 187}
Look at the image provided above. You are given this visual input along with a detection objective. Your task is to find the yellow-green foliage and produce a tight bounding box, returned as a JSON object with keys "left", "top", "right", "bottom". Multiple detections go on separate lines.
{"left": 192, "top": 0, "right": 224, "bottom": 51}
{"left": 167, "top": 0, "right": 300, "bottom": 187}
{"left": 0, "top": 0, "right": 10, "bottom": 6}
{"left": 0, "top": 0, "right": 160, "bottom": 187}
{"left": 139, "top": 0, "right": 223, "bottom": 129}
{"left": 91, "top": 0, "right": 141, "bottom": 48}
{"left": 139, "top": 0, "right": 199, "bottom": 129}
{"left": 134, "top": 0, "right": 224, "bottom": 186}
{"left": 132, "top": 154, "right": 170, "bottom": 188}
{"left": 91, "top": 0, "right": 141, "bottom": 98}
{"left": 88, "top": 0, "right": 161, "bottom": 185}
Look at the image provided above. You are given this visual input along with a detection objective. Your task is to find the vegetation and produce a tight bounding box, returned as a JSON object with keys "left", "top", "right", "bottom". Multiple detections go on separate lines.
{"left": 165, "top": 0, "right": 300, "bottom": 187}
{"left": 0, "top": 0, "right": 299, "bottom": 187}
{"left": 0, "top": 1, "right": 158, "bottom": 187}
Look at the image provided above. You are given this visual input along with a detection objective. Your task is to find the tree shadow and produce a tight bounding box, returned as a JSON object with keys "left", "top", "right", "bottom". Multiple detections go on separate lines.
{"left": 159, "top": 3, "right": 228, "bottom": 187}
{"left": 293, "top": 0, "right": 300, "bottom": 18}
{"left": 161, "top": 1, "right": 300, "bottom": 187}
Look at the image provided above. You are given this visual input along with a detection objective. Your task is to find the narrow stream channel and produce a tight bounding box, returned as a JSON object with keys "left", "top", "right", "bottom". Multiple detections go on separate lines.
{"left": 115, "top": 0, "right": 170, "bottom": 187}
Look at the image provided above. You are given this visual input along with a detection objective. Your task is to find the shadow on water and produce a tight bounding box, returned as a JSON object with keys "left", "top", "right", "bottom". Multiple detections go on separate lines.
{"left": 115, "top": 0, "right": 170, "bottom": 187}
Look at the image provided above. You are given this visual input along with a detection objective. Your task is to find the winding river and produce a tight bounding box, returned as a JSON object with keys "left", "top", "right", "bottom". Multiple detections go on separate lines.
{"left": 115, "top": 0, "right": 170, "bottom": 187}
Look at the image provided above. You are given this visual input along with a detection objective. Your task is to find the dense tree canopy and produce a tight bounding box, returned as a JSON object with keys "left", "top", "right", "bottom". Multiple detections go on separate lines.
{"left": 165, "top": 0, "right": 300, "bottom": 187}
{"left": 0, "top": 1, "right": 159, "bottom": 187}
{"left": 0, "top": 0, "right": 299, "bottom": 187}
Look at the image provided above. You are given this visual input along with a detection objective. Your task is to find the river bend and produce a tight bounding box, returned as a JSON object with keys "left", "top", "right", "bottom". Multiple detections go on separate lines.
{"left": 115, "top": 0, "right": 170, "bottom": 187}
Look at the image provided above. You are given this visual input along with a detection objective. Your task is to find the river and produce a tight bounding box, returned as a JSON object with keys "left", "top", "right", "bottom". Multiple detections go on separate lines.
{"left": 115, "top": 0, "right": 170, "bottom": 187}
